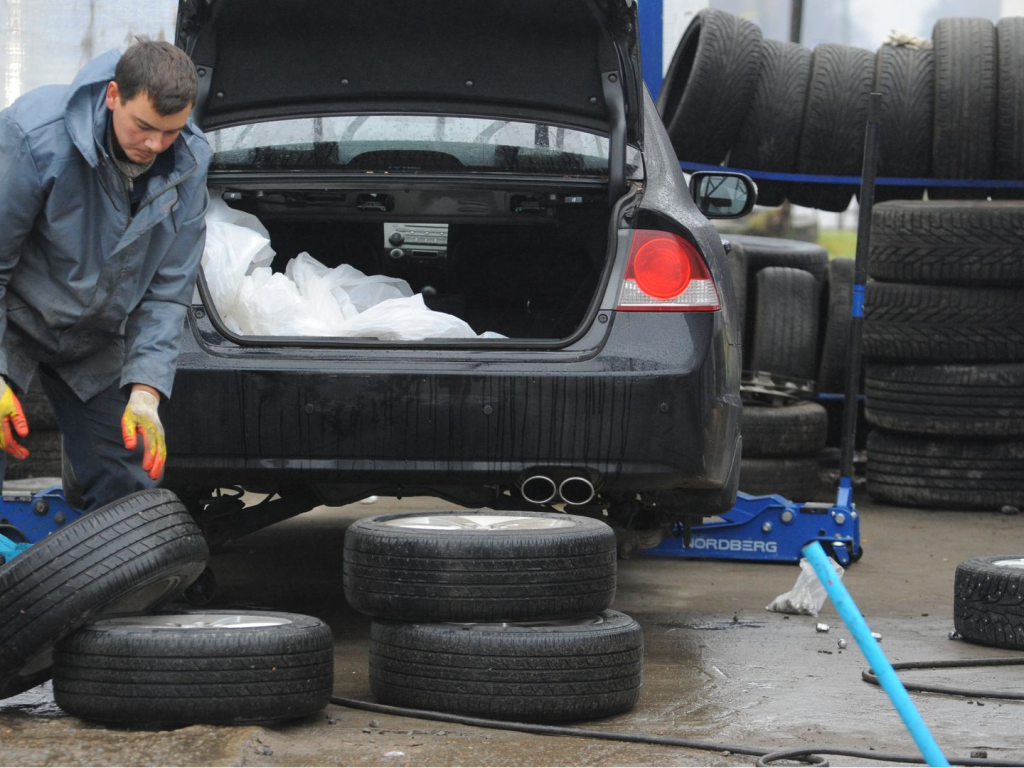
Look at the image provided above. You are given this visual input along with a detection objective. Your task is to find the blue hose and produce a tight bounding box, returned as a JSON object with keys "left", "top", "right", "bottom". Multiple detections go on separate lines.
{"left": 802, "top": 541, "right": 950, "bottom": 767}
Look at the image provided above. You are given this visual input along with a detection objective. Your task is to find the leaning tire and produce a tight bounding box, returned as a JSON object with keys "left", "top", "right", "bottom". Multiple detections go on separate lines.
{"left": 729, "top": 39, "right": 813, "bottom": 206}
{"left": 866, "top": 430, "right": 1024, "bottom": 510}
{"left": 658, "top": 9, "right": 763, "bottom": 164}
{"left": 790, "top": 44, "right": 875, "bottom": 212}
{"left": 741, "top": 402, "right": 828, "bottom": 458}
{"left": 930, "top": 17, "right": 998, "bottom": 199}
{"left": 863, "top": 282, "right": 1024, "bottom": 363}
{"left": 865, "top": 362, "right": 1024, "bottom": 437}
{"left": 343, "top": 511, "right": 616, "bottom": 621}
{"left": 954, "top": 556, "right": 1024, "bottom": 650}
{"left": 873, "top": 44, "right": 933, "bottom": 203}
{"left": 730, "top": 235, "right": 829, "bottom": 283}
{"left": 750, "top": 267, "right": 821, "bottom": 382}
{"left": 0, "top": 489, "right": 209, "bottom": 699}
{"left": 868, "top": 201, "right": 1024, "bottom": 287}
{"left": 817, "top": 258, "right": 856, "bottom": 394}
{"left": 53, "top": 610, "right": 333, "bottom": 724}
{"left": 995, "top": 18, "right": 1024, "bottom": 199}
{"left": 369, "top": 610, "right": 643, "bottom": 723}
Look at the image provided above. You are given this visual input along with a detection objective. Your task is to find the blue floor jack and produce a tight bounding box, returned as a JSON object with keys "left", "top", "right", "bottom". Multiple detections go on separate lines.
{"left": 0, "top": 486, "right": 83, "bottom": 566}
{"left": 643, "top": 95, "right": 884, "bottom": 568}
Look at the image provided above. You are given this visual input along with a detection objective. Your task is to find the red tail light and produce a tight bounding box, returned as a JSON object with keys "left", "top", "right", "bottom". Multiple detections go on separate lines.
{"left": 618, "top": 230, "right": 720, "bottom": 311}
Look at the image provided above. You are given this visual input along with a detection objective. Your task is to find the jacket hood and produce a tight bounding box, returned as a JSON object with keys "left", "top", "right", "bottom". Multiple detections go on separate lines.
{"left": 63, "top": 49, "right": 121, "bottom": 167}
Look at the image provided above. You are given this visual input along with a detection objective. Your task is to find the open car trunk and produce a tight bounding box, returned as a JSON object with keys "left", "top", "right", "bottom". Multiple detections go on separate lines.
{"left": 202, "top": 183, "right": 615, "bottom": 342}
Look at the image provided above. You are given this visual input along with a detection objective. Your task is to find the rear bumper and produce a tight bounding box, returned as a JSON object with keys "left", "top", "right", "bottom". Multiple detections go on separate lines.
{"left": 164, "top": 309, "right": 741, "bottom": 495}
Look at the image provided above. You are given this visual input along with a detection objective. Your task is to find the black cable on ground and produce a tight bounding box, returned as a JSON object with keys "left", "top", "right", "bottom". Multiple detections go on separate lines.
{"left": 329, "top": 695, "right": 1024, "bottom": 767}
{"left": 862, "top": 658, "right": 1024, "bottom": 700}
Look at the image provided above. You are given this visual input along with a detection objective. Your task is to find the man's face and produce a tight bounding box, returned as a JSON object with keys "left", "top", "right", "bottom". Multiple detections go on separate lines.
{"left": 105, "top": 81, "right": 191, "bottom": 164}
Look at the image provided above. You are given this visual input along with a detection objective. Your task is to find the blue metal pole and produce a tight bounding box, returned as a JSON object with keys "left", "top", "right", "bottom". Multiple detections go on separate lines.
{"left": 638, "top": 0, "right": 664, "bottom": 100}
{"left": 802, "top": 541, "right": 950, "bottom": 767}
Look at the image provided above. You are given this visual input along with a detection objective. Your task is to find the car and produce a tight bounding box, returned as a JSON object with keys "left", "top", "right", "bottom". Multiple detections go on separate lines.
{"left": 164, "top": 0, "right": 753, "bottom": 553}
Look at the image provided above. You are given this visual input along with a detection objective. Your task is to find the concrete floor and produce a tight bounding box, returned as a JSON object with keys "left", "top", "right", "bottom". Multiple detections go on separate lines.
{"left": 1, "top": 495, "right": 1023, "bottom": 766}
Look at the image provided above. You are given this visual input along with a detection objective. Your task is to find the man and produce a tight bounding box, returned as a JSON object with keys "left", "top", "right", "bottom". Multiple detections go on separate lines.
{"left": 0, "top": 38, "right": 212, "bottom": 511}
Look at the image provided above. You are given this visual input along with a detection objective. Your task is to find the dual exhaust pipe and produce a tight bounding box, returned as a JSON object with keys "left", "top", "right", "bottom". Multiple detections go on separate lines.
{"left": 520, "top": 474, "right": 596, "bottom": 506}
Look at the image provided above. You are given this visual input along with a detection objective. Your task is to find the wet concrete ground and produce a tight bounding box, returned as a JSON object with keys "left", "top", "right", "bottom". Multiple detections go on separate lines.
{"left": 1, "top": 493, "right": 1022, "bottom": 766}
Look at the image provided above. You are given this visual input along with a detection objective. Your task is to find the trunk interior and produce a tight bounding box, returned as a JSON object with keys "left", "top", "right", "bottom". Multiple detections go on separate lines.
{"left": 206, "top": 185, "right": 613, "bottom": 341}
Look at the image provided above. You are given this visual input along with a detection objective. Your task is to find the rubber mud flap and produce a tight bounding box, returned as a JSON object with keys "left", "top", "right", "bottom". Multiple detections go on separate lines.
{"left": 658, "top": 8, "right": 762, "bottom": 164}
{"left": 369, "top": 610, "right": 643, "bottom": 722}
{"left": 954, "top": 556, "right": 1024, "bottom": 650}
{"left": 53, "top": 610, "right": 333, "bottom": 724}
{"left": 344, "top": 510, "right": 616, "bottom": 622}
{"left": 0, "top": 489, "right": 209, "bottom": 700}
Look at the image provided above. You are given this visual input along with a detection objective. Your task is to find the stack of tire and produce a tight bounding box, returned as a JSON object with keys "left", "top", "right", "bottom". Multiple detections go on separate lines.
{"left": 343, "top": 511, "right": 643, "bottom": 722}
{"left": 7, "top": 375, "right": 62, "bottom": 480}
{"left": 657, "top": 11, "right": 1024, "bottom": 211}
{"left": 730, "top": 236, "right": 855, "bottom": 500}
{"left": 862, "top": 201, "right": 1024, "bottom": 511}
{"left": 0, "top": 489, "right": 335, "bottom": 725}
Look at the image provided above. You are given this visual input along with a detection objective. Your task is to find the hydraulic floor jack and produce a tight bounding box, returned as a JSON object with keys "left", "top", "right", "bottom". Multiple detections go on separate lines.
{"left": 0, "top": 486, "right": 83, "bottom": 566}
{"left": 645, "top": 95, "right": 884, "bottom": 567}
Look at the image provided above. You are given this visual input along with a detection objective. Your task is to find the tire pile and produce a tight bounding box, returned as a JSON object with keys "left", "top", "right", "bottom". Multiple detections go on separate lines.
{"left": 343, "top": 511, "right": 643, "bottom": 722}
{"left": 0, "top": 489, "right": 335, "bottom": 725}
{"left": 658, "top": 11, "right": 1024, "bottom": 211}
{"left": 863, "top": 201, "right": 1024, "bottom": 511}
{"left": 727, "top": 236, "right": 854, "bottom": 500}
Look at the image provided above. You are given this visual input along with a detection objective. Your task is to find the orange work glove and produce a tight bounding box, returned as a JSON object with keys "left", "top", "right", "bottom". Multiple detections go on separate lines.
{"left": 121, "top": 388, "right": 166, "bottom": 480}
{"left": 0, "top": 379, "right": 29, "bottom": 460}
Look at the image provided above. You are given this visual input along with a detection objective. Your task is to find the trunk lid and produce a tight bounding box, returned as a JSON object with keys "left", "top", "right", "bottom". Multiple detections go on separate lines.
{"left": 175, "top": 0, "right": 642, "bottom": 146}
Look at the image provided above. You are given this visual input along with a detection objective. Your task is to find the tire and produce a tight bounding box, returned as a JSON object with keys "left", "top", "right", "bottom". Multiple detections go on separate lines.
{"left": 741, "top": 402, "right": 828, "bottom": 458}
{"left": 658, "top": 9, "right": 763, "bottom": 164}
{"left": 873, "top": 44, "right": 933, "bottom": 203}
{"left": 343, "top": 511, "right": 616, "bottom": 621}
{"left": 750, "top": 267, "right": 821, "bottom": 383}
{"left": 52, "top": 610, "right": 333, "bottom": 724}
{"left": 930, "top": 18, "right": 997, "bottom": 200}
{"left": 865, "top": 362, "right": 1024, "bottom": 437}
{"left": 869, "top": 201, "right": 1024, "bottom": 287}
{"left": 863, "top": 282, "right": 1024, "bottom": 363}
{"left": 730, "top": 235, "right": 829, "bottom": 283}
{"left": 790, "top": 44, "right": 875, "bottom": 212}
{"left": 817, "top": 258, "right": 856, "bottom": 394}
{"left": 866, "top": 430, "right": 1024, "bottom": 510}
{"left": 729, "top": 39, "right": 813, "bottom": 206}
{"left": 4, "top": 429, "right": 62, "bottom": 480}
{"left": 0, "top": 489, "right": 209, "bottom": 699}
{"left": 995, "top": 18, "right": 1024, "bottom": 200}
{"left": 739, "top": 457, "right": 829, "bottom": 502}
{"left": 369, "top": 610, "right": 643, "bottom": 723}
{"left": 954, "top": 556, "right": 1024, "bottom": 650}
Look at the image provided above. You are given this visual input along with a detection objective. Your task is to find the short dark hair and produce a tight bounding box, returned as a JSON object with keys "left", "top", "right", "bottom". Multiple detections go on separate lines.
{"left": 114, "top": 37, "right": 198, "bottom": 116}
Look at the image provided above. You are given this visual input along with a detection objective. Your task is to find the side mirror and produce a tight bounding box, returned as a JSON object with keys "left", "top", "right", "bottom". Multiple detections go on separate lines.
{"left": 689, "top": 171, "right": 757, "bottom": 219}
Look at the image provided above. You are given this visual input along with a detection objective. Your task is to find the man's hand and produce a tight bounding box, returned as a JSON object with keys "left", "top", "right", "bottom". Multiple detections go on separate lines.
{"left": 122, "top": 385, "right": 166, "bottom": 480}
{"left": 0, "top": 379, "right": 29, "bottom": 460}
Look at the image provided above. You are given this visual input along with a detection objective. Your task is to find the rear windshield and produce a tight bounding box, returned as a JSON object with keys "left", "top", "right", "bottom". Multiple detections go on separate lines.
{"left": 208, "top": 116, "right": 642, "bottom": 178}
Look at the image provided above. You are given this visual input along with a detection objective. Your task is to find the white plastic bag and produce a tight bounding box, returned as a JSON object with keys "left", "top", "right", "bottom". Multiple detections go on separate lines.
{"left": 205, "top": 191, "right": 276, "bottom": 271}
{"left": 202, "top": 221, "right": 273, "bottom": 319}
{"left": 765, "top": 556, "right": 845, "bottom": 617}
{"left": 334, "top": 294, "right": 481, "bottom": 340}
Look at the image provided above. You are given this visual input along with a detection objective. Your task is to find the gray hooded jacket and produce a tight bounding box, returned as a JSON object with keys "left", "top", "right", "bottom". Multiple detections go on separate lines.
{"left": 0, "top": 49, "right": 212, "bottom": 402}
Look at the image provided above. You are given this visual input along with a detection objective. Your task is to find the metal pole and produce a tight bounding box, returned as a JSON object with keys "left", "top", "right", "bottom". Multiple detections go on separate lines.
{"left": 789, "top": 0, "right": 804, "bottom": 43}
{"left": 836, "top": 92, "right": 881, "bottom": 508}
